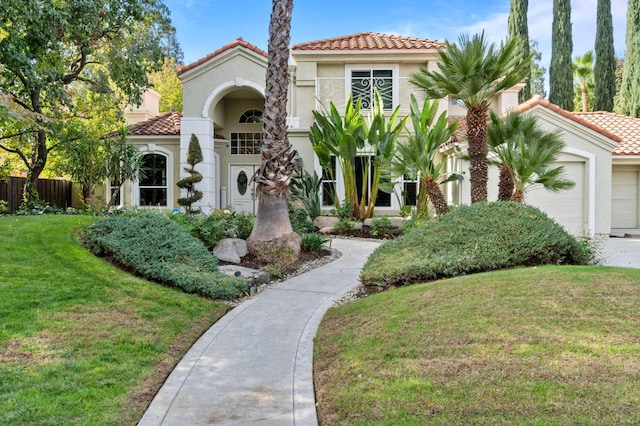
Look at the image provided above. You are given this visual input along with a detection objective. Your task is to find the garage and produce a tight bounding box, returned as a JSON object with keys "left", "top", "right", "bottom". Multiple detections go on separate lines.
{"left": 526, "top": 161, "right": 587, "bottom": 235}
{"left": 611, "top": 170, "right": 639, "bottom": 229}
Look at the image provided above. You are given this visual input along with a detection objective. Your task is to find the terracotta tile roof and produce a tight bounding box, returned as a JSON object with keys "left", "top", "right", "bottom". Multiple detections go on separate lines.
{"left": 575, "top": 112, "right": 640, "bottom": 156}
{"left": 291, "top": 32, "right": 445, "bottom": 51}
{"left": 127, "top": 111, "right": 182, "bottom": 136}
{"left": 515, "top": 96, "right": 622, "bottom": 143}
{"left": 177, "top": 38, "right": 267, "bottom": 75}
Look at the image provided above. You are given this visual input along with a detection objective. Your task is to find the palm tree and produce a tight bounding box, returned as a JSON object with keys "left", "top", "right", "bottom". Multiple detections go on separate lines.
{"left": 487, "top": 111, "right": 575, "bottom": 202}
{"left": 246, "top": 0, "right": 300, "bottom": 260}
{"left": 573, "top": 51, "right": 594, "bottom": 112}
{"left": 386, "top": 95, "right": 458, "bottom": 217}
{"left": 410, "top": 32, "right": 531, "bottom": 204}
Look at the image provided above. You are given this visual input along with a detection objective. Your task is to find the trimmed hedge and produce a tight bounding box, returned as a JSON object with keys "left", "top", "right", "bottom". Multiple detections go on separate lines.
{"left": 83, "top": 213, "right": 247, "bottom": 300}
{"left": 361, "top": 202, "right": 590, "bottom": 288}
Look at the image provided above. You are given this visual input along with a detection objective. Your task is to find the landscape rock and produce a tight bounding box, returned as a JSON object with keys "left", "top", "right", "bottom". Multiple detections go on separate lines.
{"left": 219, "top": 265, "right": 270, "bottom": 285}
{"left": 318, "top": 226, "right": 334, "bottom": 235}
{"left": 314, "top": 216, "right": 339, "bottom": 230}
{"left": 213, "top": 238, "right": 248, "bottom": 264}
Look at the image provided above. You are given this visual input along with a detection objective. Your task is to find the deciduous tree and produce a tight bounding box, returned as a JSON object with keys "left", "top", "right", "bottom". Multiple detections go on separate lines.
{"left": 0, "top": 0, "right": 179, "bottom": 207}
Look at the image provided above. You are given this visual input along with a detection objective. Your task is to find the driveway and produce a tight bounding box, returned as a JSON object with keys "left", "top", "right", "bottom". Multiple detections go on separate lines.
{"left": 600, "top": 237, "right": 640, "bottom": 268}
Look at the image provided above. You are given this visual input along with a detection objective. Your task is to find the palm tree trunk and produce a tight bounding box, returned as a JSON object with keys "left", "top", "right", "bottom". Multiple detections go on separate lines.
{"left": 581, "top": 85, "right": 589, "bottom": 112}
{"left": 510, "top": 188, "right": 525, "bottom": 203}
{"left": 498, "top": 163, "right": 515, "bottom": 201}
{"left": 247, "top": 0, "right": 301, "bottom": 259}
{"left": 466, "top": 105, "right": 490, "bottom": 203}
{"left": 424, "top": 176, "right": 449, "bottom": 216}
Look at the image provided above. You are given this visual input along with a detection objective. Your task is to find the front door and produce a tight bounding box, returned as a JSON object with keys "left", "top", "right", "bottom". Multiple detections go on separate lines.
{"left": 230, "top": 165, "right": 258, "bottom": 214}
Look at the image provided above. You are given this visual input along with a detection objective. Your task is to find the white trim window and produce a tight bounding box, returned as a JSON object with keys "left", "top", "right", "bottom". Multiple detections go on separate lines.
{"left": 348, "top": 67, "right": 396, "bottom": 110}
{"left": 139, "top": 153, "right": 168, "bottom": 207}
{"left": 230, "top": 132, "right": 263, "bottom": 155}
{"left": 231, "top": 109, "right": 263, "bottom": 155}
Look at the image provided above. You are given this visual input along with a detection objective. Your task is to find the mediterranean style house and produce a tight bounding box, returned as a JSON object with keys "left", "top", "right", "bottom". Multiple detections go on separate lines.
{"left": 114, "top": 32, "right": 640, "bottom": 238}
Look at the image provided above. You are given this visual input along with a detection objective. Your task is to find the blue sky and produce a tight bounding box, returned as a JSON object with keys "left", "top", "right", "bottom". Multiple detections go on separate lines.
{"left": 164, "top": 0, "right": 628, "bottom": 83}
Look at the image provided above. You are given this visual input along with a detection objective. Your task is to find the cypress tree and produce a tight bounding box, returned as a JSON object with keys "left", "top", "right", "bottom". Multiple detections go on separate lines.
{"left": 549, "top": 0, "right": 574, "bottom": 110}
{"left": 508, "top": 0, "right": 531, "bottom": 102}
{"left": 593, "top": 0, "right": 616, "bottom": 111}
{"left": 616, "top": 0, "right": 640, "bottom": 117}
{"left": 176, "top": 133, "right": 204, "bottom": 213}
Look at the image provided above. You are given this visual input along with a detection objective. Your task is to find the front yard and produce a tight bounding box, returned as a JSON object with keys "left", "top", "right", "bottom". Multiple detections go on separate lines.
{"left": 0, "top": 215, "right": 228, "bottom": 425}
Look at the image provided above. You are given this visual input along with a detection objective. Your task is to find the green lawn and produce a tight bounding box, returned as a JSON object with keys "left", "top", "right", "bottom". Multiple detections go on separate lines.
{"left": 315, "top": 265, "right": 640, "bottom": 425}
{"left": 0, "top": 215, "right": 229, "bottom": 425}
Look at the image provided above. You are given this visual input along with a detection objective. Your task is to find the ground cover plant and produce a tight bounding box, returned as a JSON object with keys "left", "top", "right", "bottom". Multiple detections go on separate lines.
{"left": 315, "top": 265, "right": 640, "bottom": 425}
{"left": 0, "top": 215, "right": 229, "bottom": 425}
{"left": 83, "top": 212, "right": 248, "bottom": 300}
{"left": 361, "top": 201, "right": 590, "bottom": 288}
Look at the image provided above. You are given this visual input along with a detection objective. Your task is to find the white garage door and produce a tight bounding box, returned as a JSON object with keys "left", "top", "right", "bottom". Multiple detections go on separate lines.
{"left": 611, "top": 171, "right": 638, "bottom": 229}
{"left": 526, "top": 162, "right": 587, "bottom": 235}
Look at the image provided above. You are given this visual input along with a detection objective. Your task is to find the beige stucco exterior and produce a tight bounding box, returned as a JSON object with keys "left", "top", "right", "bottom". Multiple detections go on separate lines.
{"left": 115, "top": 34, "right": 638, "bottom": 237}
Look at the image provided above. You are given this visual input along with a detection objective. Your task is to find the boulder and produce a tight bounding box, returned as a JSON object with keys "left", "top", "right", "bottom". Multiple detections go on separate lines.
{"left": 313, "top": 216, "right": 339, "bottom": 230}
{"left": 213, "top": 238, "right": 248, "bottom": 264}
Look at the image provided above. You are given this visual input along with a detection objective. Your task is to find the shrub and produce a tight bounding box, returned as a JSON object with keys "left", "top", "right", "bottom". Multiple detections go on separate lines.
{"left": 289, "top": 204, "right": 316, "bottom": 234}
{"left": 370, "top": 215, "right": 392, "bottom": 237}
{"left": 83, "top": 212, "right": 247, "bottom": 300}
{"left": 178, "top": 209, "right": 255, "bottom": 249}
{"left": 361, "top": 202, "right": 590, "bottom": 289}
{"left": 301, "top": 232, "right": 330, "bottom": 253}
{"left": 333, "top": 218, "right": 356, "bottom": 234}
{"left": 290, "top": 170, "right": 322, "bottom": 221}
{"left": 331, "top": 199, "right": 354, "bottom": 220}
{"left": 256, "top": 244, "right": 297, "bottom": 279}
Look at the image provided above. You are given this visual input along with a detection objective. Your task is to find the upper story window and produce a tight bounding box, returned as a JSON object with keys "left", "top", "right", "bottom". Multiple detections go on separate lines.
{"left": 239, "top": 109, "right": 263, "bottom": 123}
{"left": 351, "top": 69, "right": 393, "bottom": 110}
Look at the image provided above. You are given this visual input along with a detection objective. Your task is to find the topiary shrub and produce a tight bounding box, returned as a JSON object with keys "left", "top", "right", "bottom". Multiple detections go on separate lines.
{"left": 83, "top": 212, "right": 247, "bottom": 300}
{"left": 361, "top": 202, "right": 590, "bottom": 289}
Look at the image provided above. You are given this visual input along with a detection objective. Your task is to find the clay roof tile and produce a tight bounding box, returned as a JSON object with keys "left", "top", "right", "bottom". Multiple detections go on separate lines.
{"left": 575, "top": 111, "right": 640, "bottom": 156}
{"left": 291, "top": 32, "right": 445, "bottom": 51}
{"left": 126, "top": 111, "right": 182, "bottom": 136}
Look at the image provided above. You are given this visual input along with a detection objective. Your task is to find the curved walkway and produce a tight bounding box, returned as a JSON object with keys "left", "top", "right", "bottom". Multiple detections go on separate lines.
{"left": 138, "top": 238, "right": 380, "bottom": 426}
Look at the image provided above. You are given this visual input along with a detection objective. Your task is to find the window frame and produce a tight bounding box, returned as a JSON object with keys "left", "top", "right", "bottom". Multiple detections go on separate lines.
{"left": 345, "top": 65, "right": 399, "bottom": 111}
{"left": 132, "top": 144, "right": 173, "bottom": 208}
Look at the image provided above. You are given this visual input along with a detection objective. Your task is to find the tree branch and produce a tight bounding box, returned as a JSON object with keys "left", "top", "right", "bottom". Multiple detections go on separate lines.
{"left": 0, "top": 140, "right": 30, "bottom": 165}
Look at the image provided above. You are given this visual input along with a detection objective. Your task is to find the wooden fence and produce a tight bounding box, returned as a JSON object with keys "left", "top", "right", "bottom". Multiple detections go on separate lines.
{"left": 0, "top": 177, "right": 73, "bottom": 213}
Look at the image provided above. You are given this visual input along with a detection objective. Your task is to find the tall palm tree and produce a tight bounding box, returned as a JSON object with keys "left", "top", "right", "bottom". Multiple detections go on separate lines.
{"left": 410, "top": 32, "right": 531, "bottom": 204}
{"left": 386, "top": 95, "right": 458, "bottom": 217}
{"left": 487, "top": 111, "right": 575, "bottom": 202}
{"left": 246, "top": 0, "right": 300, "bottom": 260}
{"left": 573, "top": 51, "right": 594, "bottom": 112}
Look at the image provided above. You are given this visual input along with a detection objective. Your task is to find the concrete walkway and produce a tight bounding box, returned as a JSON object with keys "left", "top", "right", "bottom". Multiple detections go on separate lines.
{"left": 138, "top": 238, "right": 380, "bottom": 426}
